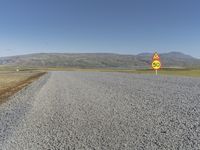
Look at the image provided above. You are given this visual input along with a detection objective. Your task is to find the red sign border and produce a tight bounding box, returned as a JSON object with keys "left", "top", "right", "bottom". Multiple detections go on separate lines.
{"left": 152, "top": 52, "right": 160, "bottom": 61}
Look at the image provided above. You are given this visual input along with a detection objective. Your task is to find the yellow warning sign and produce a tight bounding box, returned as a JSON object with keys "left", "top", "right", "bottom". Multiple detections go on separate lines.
{"left": 152, "top": 60, "right": 161, "bottom": 70}
{"left": 152, "top": 52, "right": 160, "bottom": 60}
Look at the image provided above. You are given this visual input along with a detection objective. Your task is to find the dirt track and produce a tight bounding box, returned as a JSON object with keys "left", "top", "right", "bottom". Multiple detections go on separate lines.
{"left": 0, "top": 71, "right": 200, "bottom": 150}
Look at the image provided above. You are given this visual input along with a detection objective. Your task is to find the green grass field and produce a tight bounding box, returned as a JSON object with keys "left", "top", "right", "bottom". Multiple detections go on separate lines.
{"left": 87, "top": 68, "right": 200, "bottom": 77}
{"left": 0, "top": 65, "right": 200, "bottom": 77}
{"left": 122, "top": 69, "right": 200, "bottom": 77}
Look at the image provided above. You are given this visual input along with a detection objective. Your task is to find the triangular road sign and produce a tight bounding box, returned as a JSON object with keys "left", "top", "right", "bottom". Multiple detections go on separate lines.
{"left": 153, "top": 52, "right": 160, "bottom": 60}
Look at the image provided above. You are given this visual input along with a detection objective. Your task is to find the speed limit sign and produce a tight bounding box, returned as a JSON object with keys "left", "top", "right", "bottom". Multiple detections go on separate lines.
{"left": 152, "top": 60, "right": 161, "bottom": 70}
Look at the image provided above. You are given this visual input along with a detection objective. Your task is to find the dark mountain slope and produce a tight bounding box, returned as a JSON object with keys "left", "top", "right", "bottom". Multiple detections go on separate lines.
{"left": 0, "top": 52, "right": 199, "bottom": 68}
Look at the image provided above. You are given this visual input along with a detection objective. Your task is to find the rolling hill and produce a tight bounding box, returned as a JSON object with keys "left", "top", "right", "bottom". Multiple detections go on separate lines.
{"left": 0, "top": 52, "right": 199, "bottom": 69}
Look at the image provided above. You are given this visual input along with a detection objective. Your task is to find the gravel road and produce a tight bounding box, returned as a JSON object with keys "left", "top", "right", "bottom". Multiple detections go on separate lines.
{"left": 0, "top": 71, "right": 200, "bottom": 150}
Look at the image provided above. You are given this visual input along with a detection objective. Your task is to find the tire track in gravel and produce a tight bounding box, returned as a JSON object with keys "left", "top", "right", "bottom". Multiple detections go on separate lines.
{"left": 1, "top": 71, "right": 200, "bottom": 150}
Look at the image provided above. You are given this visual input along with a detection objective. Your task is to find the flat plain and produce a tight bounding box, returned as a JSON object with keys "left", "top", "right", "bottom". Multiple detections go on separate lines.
{"left": 0, "top": 71, "right": 200, "bottom": 149}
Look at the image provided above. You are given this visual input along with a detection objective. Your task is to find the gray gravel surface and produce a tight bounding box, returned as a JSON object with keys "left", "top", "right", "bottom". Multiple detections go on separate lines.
{"left": 0, "top": 71, "right": 200, "bottom": 150}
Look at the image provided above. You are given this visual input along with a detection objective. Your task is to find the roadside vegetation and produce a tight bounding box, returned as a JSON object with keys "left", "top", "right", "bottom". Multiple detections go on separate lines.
{"left": 43, "top": 67, "right": 200, "bottom": 77}
{"left": 0, "top": 67, "right": 46, "bottom": 104}
{"left": 98, "top": 68, "right": 200, "bottom": 77}
{"left": 2, "top": 66, "right": 199, "bottom": 77}
{"left": 0, "top": 65, "right": 199, "bottom": 104}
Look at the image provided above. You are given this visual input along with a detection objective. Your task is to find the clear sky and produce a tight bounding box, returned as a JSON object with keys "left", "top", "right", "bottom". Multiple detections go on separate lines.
{"left": 0, "top": 0, "right": 200, "bottom": 57}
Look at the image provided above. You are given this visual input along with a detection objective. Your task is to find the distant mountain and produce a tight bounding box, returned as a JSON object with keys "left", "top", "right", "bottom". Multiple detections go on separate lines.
{"left": 137, "top": 52, "right": 200, "bottom": 68}
{"left": 0, "top": 52, "right": 199, "bottom": 69}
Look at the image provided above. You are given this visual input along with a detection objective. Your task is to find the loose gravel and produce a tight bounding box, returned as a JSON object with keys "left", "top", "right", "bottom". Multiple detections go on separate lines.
{"left": 0, "top": 71, "right": 200, "bottom": 150}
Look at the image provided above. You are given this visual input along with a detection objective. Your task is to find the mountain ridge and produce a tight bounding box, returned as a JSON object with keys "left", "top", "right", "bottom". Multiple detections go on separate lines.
{"left": 0, "top": 52, "right": 199, "bottom": 69}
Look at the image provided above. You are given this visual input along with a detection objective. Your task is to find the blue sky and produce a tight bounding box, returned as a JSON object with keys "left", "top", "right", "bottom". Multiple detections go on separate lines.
{"left": 0, "top": 0, "right": 200, "bottom": 57}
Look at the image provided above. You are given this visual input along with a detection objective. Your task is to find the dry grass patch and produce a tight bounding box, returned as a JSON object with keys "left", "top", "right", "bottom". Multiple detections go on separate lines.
{"left": 0, "top": 71, "right": 46, "bottom": 104}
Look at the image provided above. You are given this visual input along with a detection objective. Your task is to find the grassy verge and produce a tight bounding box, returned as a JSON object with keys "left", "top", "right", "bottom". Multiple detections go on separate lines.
{"left": 94, "top": 68, "right": 200, "bottom": 77}
{"left": 40, "top": 67, "right": 200, "bottom": 77}
{"left": 0, "top": 65, "right": 200, "bottom": 79}
{"left": 50, "top": 68, "right": 200, "bottom": 77}
{"left": 0, "top": 71, "right": 46, "bottom": 104}
{"left": 134, "top": 69, "right": 200, "bottom": 77}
